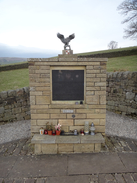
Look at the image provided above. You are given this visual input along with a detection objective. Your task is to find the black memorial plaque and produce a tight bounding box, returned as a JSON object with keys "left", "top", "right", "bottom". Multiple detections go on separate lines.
{"left": 52, "top": 70, "right": 84, "bottom": 100}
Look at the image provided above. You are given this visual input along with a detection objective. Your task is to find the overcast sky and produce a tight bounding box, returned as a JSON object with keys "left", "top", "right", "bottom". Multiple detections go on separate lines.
{"left": 0, "top": 0, "right": 136, "bottom": 58}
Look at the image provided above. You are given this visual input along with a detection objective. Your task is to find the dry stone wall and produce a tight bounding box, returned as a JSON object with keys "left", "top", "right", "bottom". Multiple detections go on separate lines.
{"left": 106, "top": 71, "right": 137, "bottom": 116}
{"left": 0, "top": 87, "right": 30, "bottom": 124}
{"left": 0, "top": 63, "right": 28, "bottom": 72}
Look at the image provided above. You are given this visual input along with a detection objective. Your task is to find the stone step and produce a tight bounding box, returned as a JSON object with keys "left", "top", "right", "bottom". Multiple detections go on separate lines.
{"left": 31, "top": 133, "right": 105, "bottom": 154}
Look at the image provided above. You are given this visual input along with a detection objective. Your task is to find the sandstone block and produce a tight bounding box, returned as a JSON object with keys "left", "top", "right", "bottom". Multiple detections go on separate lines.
{"left": 95, "top": 143, "right": 101, "bottom": 152}
{"left": 36, "top": 87, "right": 50, "bottom": 91}
{"left": 88, "top": 105, "right": 106, "bottom": 109}
{"left": 101, "top": 78, "right": 106, "bottom": 82}
{"left": 101, "top": 87, "right": 106, "bottom": 91}
{"left": 30, "top": 96, "right": 35, "bottom": 105}
{"left": 59, "top": 119, "right": 73, "bottom": 126}
{"left": 67, "top": 114, "right": 86, "bottom": 119}
{"left": 86, "top": 96, "right": 99, "bottom": 104}
{"left": 31, "top": 120, "right": 37, "bottom": 125}
{"left": 96, "top": 74, "right": 106, "bottom": 78}
{"left": 31, "top": 114, "right": 49, "bottom": 120}
{"left": 86, "top": 82, "right": 94, "bottom": 87}
{"left": 74, "top": 144, "right": 94, "bottom": 153}
{"left": 36, "top": 78, "right": 50, "bottom": 83}
{"left": 31, "top": 125, "right": 41, "bottom": 132}
{"left": 58, "top": 144, "right": 73, "bottom": 153}
{"left": 51, "top": 114, "right": 66, "bottom": 119}
{"left": 30, "top": 91, "right": 42, "bottom": 96}
{"left": 86, "top": 91, "right": 95, "bottom": 95}
{"left": 35, "top": 144, "right": 42, "bottom": 154}
{"left": 86, "top": 78, "right": 100, "bottom": 82}
{"left": 42, "top": 91, "right": 50, "bottom": 95}
{"left": 31, "top": 105, "right": 48, "bottom": 109}
{"left": 36, "top": 96, "right": 50, "bottom": 104}
{"left": 37, "top": 119, "right": 57, "bottom": 126}
{"left": 49, "top": 104, "right": 86, "bottom": 109}
{"left": 29, "top": 66, "right": 39, "bottom": 70}
{"left": 40, "top": 74, "right": 50, "bottom": 78}
{"left": 36, "top": 109, "right": 60, "bottom": 114}
{"left": 87, "top": 70, "right": 100, "bottom": 74}
{"left": 95, "top": 82, "right": 106, "bottom": 87}
{"left": 35, "top": 70, "right": 50, "bottom": 74}
{"left": 61, "top": 125, "right": 69, "bottom": 132}
{"left": 86, "top": 74, "right": 96, "bottom": 78}
{"left": 86, "top": 87, "right": 100, "bottom": 91}
{"left": 95, "top": 126, "right": 105, "bottom": 133}
{"left": 31, "top": 110, "right": 36, "bottom": 114}
{"left": 86, "top": 66, "right": 93, "bottom": 69}
{"left": 39, "top": 66, "right": 50, "bottom": 70}
{"left": 42, "top": 144, "right": 57, "bottom": 154}
{"left": 94, "top": 66, "right": 106, "bottom": 70}
{"left": 100, "top": 95, "right": 106, "bottom": 104}
{"left": 29, "top": 74, "right": 40, "bottom": 78}
{"left": 76, "top": 109, "right": 94, "bottom": 114}
{"left": 95, "top": 91, "right": 106, "bottom": 95}
{"left": 30, "top": 83, "right": 50, "bottom": 87}
{"left": 99, "top": 119, "right": 106, "bottom": 125}
{"left": 87, "top": 114, "right": 106, "bottom": 119}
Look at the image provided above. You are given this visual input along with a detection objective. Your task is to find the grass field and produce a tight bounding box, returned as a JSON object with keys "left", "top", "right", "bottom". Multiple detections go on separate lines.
{"left": 0, "top": 69, "right": 29, "bottom": 92}
{"left": 107, "top": 55, "right": 137, "bottom": 72}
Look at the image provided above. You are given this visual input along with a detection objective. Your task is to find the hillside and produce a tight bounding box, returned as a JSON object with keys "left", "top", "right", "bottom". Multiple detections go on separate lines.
{"left": 0, "top": 46, "right": 137, "bottom": 92}
{"left": 77, "top": 46, "right": 137, "bottom": 56}
{"left": 0, "top": 57, "right": 27, "bottom": 65}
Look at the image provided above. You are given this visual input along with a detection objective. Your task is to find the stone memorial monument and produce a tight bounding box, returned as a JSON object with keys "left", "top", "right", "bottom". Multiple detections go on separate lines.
{"left": 28, "top": 33, "right": 107, "bottom": 154}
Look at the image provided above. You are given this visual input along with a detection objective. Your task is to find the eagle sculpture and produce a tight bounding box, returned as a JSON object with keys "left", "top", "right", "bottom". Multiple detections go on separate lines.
{"left": 57, "top": 33, "right": 75, "bottom": 50}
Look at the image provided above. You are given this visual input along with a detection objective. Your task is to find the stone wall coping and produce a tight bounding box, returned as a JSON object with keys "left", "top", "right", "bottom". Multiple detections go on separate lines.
{"left": 31, "top": 133, "right": 105, "bottom": 144}
{"left": 27, "top": 57, "right": 108, "bottom": 62}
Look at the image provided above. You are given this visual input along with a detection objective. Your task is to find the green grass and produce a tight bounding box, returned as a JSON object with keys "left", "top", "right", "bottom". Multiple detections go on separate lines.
{"left": 0, "top": 69, "right": 29, "bottom": 92}
{"left": 107, "top": 55, "right": 137, "bottom": 72}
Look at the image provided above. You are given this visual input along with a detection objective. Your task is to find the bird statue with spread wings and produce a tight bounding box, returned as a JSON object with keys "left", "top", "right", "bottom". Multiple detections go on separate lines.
{"left": 57, "top": 33, "right": 75, "bottom": 50}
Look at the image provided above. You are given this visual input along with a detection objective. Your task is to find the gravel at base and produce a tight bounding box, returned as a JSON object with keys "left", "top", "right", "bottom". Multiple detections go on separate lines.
{"left": 0, "top": 111, "right": 137, "bottom": 144}
{"left": 0, "top": 120, "right": 31, "bottom": 144}
{"left": 106, "top": 111, "right": 137, "bottom": 140}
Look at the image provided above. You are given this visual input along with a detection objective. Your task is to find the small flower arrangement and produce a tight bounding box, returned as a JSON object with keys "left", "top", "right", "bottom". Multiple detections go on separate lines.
{"left": 55, "top": 123, "right": 61, "bottom": 131}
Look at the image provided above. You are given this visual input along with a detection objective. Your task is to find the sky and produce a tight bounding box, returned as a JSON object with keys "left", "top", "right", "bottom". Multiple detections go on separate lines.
{"left": 0, "top": 0, "right": 136, "bottom": 58}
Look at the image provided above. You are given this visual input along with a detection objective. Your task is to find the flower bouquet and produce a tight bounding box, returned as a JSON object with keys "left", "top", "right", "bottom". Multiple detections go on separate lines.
{"left": 55, "top": 123, "right": 61, "bottom": 135}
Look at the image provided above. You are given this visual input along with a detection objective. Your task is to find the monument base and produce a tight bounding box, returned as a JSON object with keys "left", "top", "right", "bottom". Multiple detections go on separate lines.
{"left": 62, "top": 49, "right": 73, "bottom": 55}
{"left": 31, "top": 133, "right": 104, "bottom": 154}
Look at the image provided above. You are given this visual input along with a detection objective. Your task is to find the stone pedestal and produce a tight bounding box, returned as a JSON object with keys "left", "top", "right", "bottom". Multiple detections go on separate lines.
{"left": 62, "top": 49, "right": 73, "bottom": 55}
{"left": 31, "top": 133, "right": 104, "bottom": 154}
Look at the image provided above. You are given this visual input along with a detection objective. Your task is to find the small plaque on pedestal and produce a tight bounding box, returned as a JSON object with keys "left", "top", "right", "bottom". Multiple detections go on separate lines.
{"left": 62, "top": 49, "right": 73, "bottom": 55}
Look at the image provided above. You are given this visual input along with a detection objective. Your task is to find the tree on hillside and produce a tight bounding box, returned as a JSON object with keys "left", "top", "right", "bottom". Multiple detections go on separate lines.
{"left": 117, "top": 0, "right": 137, "bottom": 40}
{"left": 108, "top": 41, "right": 118, "bottom": 49}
